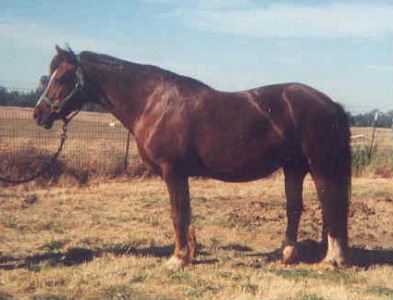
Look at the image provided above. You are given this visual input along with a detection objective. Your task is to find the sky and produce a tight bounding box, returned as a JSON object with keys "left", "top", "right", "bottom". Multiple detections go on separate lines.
{"left": 0, "top": 0, "right": 392, "bottom": 113}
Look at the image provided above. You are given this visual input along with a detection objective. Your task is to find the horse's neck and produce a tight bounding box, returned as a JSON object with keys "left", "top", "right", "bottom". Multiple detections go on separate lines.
{"left": 86, "top": 61, "right": 161, "bottom": 132}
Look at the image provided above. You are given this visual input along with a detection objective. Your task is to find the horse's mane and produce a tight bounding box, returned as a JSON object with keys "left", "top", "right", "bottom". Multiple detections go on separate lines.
{"left": 81, "top": 51, "right": 129, "bottom": 70}
{"left": 80, "top": 51, "right": 211, "bottom": 89}
{"left": 52, "top": 45, "right": 209, "bottom": 90}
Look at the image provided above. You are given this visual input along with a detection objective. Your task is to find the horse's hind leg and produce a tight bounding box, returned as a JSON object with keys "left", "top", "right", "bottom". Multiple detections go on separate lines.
{"left": 312, "top": 176, "right": 349, "bottom": 266}
{"left": 309, "top": 129, "right": 350, "bottom": 266}
{"left": 308, "top": 142, "right": 350, "bottom": 266}
{"left": 282, "top": 160, "right": 308, "bottom": 264}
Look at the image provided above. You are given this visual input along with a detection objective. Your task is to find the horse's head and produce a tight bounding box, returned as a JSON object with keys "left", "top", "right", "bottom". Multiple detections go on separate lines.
{"left": 33, "top": 45, "right": 85, "bottom": 129}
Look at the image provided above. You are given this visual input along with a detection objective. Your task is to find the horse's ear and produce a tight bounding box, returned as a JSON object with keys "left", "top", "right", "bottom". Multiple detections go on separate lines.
{"left": 55, "top": 44, "right": 76, "bottom": 64}
{"left": 55, "top": 44, "right": 64, "bottom": 55}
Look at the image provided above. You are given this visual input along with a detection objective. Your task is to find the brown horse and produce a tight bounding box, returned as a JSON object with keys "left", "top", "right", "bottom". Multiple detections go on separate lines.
{"left": 34, "top": 46, "right": 351, "bottom": 270}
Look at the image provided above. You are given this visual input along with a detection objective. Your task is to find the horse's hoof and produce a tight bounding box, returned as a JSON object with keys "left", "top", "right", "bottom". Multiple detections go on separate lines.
{"left": 318, "top": 259, "right": 337, "bottom": 270}
{"left": 282, "top": 245, "right": 297, "bottom": 264}
{"left": 320, "top": 255, "right": 348, "bottom": 269}
{"left": 164, "top": 256, "right": 187, "bottom": 271}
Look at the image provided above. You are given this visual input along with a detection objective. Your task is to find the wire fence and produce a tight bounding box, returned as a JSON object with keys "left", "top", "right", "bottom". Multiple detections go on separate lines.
{"left": 1, "top": 105, "right": 392, "bottom": 186}
{"left": 0, "top": 106, "right": 143, "bottom": 186}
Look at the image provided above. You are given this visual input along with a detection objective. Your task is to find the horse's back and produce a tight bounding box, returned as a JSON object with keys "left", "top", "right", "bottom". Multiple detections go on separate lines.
{"left": 189, "top": 84, "right": 293, "bottom": 180}
{"left": 248, "top": 82, "right": 348, "bottom": 143}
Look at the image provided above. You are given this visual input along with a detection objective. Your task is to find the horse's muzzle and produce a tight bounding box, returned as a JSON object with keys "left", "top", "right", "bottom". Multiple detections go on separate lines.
{"left": 33, "top": 101, "right": 56, "bottom": 129}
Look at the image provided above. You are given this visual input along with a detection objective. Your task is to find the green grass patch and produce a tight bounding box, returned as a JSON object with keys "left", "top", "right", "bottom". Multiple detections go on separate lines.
{"left": 0, "top": 215, "right": 28, "bottom": 231}
{"left": 170, "top": 271, "right": 191, "bottom": 282}
{"left": 352, "top": 145, "right": 372, "bottom": 175}
{"left": 269, "top": 267, "right": 362, "bottom": 284}
{"left": 295, "top": 292, "right": 326, "bottom": 300}
{"left": 31, "top": 294, "right": 67, "bottom": 300}
{"left": 131, "top": 273, "right": 148, "bottom": 283}
{"left": 0, "top": 291, "right": 13, "bottom": 300}
{"left": 366, "top": 286, "right": 393, "bottom": 298}
{"left": 241, "top": 282, "right": 259, "bottom": 295}
{"left": 352, "top": 144, "right": 393, "bottom": 177}
{"left": 102, "top": 284, "right": 133, "bottom": 300}
{"left": 40, "top": 239, "right": 67, "bottom": 252}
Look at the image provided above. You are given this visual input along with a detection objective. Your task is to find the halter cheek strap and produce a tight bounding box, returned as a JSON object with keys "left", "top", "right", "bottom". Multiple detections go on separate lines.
{"left": 38, "top": 55, "right": 85, "bottom": 115}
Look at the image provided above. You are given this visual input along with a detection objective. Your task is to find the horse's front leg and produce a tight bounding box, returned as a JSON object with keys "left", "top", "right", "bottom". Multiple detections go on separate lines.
{"left": 162, "top": 164, "right": 195, "bottom": 271}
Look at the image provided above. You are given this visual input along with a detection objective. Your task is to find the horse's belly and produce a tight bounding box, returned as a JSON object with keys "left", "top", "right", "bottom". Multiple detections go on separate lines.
{"left": 195, "top": 141, "right": 285, "bottom": 182}
{"left": 202, "top": 163, "right": 281, "bottom": 182}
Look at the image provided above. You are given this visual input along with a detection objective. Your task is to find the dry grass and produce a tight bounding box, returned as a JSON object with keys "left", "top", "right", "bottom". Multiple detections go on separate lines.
{"left": 1, "top": 176, "right": 392, "bottom": 300}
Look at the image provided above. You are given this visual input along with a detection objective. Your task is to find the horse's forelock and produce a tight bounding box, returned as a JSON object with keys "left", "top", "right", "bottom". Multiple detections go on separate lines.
{"left": 49, "top": 48, "right": 77, "bottom": 74}
{"left": 49, "top": 55, "right": 62, "bottom": 74}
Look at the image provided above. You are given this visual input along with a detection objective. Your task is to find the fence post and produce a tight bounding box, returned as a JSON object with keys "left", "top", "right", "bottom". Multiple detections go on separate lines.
{"left": 368, "top": 110, "right": 379, "bottom": 160}
{"left": 391, "top": 115, "right": 393, "bottom": 153}
{"left": 123, "top": 130, "right": 131, "bottom": 175}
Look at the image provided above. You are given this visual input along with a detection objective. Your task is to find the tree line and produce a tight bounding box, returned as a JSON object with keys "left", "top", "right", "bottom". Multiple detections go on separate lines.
{"left": 0, "top": 76, "right": 101, "bottom": 112}
{"left": 0, "top": 83, "right": 392, "bottom": 128}
{"left": 0, "top": 85, "right": 41, "bottom": 108}
{"left": 349, "top": 109, "right": 393, "bottom": 128}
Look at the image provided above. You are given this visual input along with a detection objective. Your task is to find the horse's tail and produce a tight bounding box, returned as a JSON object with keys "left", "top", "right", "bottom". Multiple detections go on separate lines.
{"left": 333, "top": 103, "right": 352, "bottom": 201}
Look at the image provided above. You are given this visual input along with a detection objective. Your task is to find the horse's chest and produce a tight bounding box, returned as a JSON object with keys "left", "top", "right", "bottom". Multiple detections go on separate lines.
{"left": 134, "top": 136, "right": 162, "bottom": 175}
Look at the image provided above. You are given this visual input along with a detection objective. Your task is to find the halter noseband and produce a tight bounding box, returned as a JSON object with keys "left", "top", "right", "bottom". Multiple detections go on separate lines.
{"left": 38, "top": 55, "right": 85, "bottom": 115}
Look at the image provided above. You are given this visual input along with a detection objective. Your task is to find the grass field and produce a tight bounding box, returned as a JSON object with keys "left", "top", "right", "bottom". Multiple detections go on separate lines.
{"left": 0, "top": 176, "right": 392, "bottom": 299}
{"left": 1, "top": 106, "right": 393, "bottom": 299}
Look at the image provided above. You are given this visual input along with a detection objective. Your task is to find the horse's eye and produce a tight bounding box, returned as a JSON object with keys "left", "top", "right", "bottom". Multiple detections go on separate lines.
{"left": 58, "top": 71, "right": 75, "bottom": 85}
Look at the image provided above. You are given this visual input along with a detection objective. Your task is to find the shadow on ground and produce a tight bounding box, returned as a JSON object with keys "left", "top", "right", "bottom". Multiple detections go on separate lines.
{"left": 249, "top": 239, "right": 393, "bottom": 267}
{"left": 1, "top": 239, "right": 392, "bottom": 271}
{"left": 0, "top": 243, "right": 216, "bottom": 271}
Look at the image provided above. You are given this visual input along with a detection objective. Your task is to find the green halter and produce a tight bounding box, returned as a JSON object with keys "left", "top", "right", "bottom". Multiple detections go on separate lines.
{"left": 38, "top": 55, "right": 85, "bottom": 114}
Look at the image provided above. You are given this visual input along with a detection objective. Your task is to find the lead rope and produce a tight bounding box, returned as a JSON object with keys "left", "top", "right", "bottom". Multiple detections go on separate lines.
{"left": 0, "top": 110, "right": 79, "bottom": 185}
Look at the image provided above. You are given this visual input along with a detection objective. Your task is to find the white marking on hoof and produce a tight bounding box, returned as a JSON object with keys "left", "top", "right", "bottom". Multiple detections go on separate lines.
{"left": 282, "top": 245, "right": 297, "bottom": 264}
{"left": 322, "top": 234, "right": 347, "bottom": 267}
{"left": 318, "top": 259, "right": 336, "bottom": 271}
{"left": 164, "top": 256, "right": 186, "bottom": 271}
